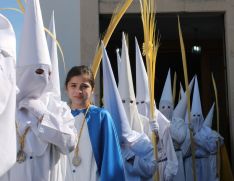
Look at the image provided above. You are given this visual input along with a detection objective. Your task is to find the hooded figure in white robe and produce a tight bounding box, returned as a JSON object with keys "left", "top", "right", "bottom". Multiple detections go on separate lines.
{"left": 198, "top": 103, "right": 223, "bottom": 181}
{"left": 170, "top": 77, "right": 195, "bottom": 181}
{"left": 186, "top": 77, "right": 218, "bottom": 181}
{"left": 0, "top": 14, "right": 17, "bottom": 178}
{"left": 103, "top": 43, "right": 157, "bottom": 181}
{"left": 134, "top": 38, "right": 178, "bottom": 181}
{"left": 203, "top": 104, "right": 218, "bottom": 181}
{"left": 118, "top": 33, "right": 144, "bottom": 133}
{"left": 170, "top": 92, "right": 190, "bottom": 181}
{"left": 181, "top": 76, "right": 201, "bottom": 181}
{"left": 1, "top": 1, "right": 76, "bottom": 181}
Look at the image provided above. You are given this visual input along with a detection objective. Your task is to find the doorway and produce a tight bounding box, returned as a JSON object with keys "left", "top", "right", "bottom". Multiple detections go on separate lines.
{"left": 99, "top": 12, "right": 229, "bottom": 154}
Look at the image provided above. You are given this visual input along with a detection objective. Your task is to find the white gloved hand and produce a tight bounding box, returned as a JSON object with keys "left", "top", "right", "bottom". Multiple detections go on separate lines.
{"left": 18, "top": 99, "right": 47, "bottom": 120}
{"left": 149, "top": 120, "right": 159, "bottom": 135}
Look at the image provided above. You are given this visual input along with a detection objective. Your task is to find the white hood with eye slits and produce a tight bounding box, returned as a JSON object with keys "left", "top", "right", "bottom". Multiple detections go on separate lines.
{"left": 191, "top": 77, "right": 204, "bottom": 132}
{"left": 16, "top": 0, "right": 51, "bottom": 103}
{"left": 159, "top": 69, "right": 174, "bottom": 120}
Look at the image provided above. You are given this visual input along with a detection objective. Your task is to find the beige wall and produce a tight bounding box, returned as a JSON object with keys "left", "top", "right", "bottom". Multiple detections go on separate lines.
{"left": 80, "top": 0, "right": 100, "bottom": 104}
{"left": 41, "top": 0, "right": 81, "bottom": 100}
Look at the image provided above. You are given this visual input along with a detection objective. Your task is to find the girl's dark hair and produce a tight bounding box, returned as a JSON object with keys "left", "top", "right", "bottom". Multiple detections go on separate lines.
{"left": 65, "top": 65, "right": 95, "bottom": 89}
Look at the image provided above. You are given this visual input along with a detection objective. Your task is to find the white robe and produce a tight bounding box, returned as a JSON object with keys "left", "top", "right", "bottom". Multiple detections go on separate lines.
{"left": 207, "top": 154, "right": 218, "bottom": 181}
{"left": 181, "top": 125, "right": 193, "bottom": 181}
{"left": 142, "top": 110, "right": 178, "bottom": 181}
{"left": 181, "top": 125, "right": 220, "bottom": 181}
{"left": 64, "top": 113, "right": 99, "bottom": 181}
{"left": 194, "top": 126, "right": 220, "bottom": 181}
{"left": 207, "top": 130, "right": 223, "bottom": 181}
{"left": 122, "top": 133, "right": 157, "bottom": 181}
{"left": 0, "top": 103, "right": 76, "bottom": 181}
{"left": 183, "top": 155, "right": 193, "bottom": 181}
{"left": 170, "top": 117, "right": 186, "bottom": 181}
{"left": 157, "top": 127, "right": 178, "bottom": 181}
{"left": 0, "top": 54, "right": 16, "bottom": 177}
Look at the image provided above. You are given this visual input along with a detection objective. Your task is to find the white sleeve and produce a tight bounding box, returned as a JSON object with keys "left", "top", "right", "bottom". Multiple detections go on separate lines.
{"left": 157, "top": 111, "right": 178, "bottom": 178}
{"left": 163, "top": 127, "right": 178, "bottom": 178}
{"left": 17, "top": 99, "right": 77, "bottom": 156}
{"left": 131, "top": 154, "right": 157, "bottom": 178}
{"left": 130, "top": 132, "right": 153, "bottom": 156}
{"left": 123, "top": 147, "right": 157, "bottom": 179}
{"left": 170, "top": 117, "right": 187, "bottom": 145}
{"left": 193, "top": 126, "right": 217, "bottom": 153}
{"left": 37, "top": 113, "right": 77, "bottom": 154}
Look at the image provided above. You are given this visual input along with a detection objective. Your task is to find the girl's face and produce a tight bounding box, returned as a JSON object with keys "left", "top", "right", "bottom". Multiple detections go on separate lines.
{"left": 66, "top": 75, "right": 93, "bottom": 109}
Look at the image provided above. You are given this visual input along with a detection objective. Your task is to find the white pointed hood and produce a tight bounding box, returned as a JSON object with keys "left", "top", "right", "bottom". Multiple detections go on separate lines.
{"left": 135, "top": 37, "right": 150, "bottom": 103}
{"left": 102, "top": 43, "right": 140, "bottom": 143}
{"left": 116, "top": 48, "right": 122, "bottom": 84}
{"left": 159, "top": 69, "right": 174, "bottom": 120}
{"left": 182, "top": 76, "right": 195, "bottom": 123}
{"left": 17, "top": 0, "right": 51, "bottom": 68}
{"left": 203, "top": 103, "right": 215, "bottom": 128}
{"left": 16, "top": 0, "right": 51, "bottom": 102}
{"left": 118, "top": 32, "right": 135, "bottom": 101}
{"left": 160, "top": 69, "right": 173, "bottom": 105}
{"left": 0, "top": 14, "right": 17, "bottom": 176}
{"left": 179, "top": 83, "right": 185, "bottom": 100}
{"left": 46, "top": 11, "right": 61, "bottom": 99}
{"left": 173, "top": 90, "right": 188, "bottom": 119}
{"left": 0, "top": 14, "right": 16, "bottom": 60}
{"left": 191, "top": 77, "right": 203, "bottom": 119}
{"left": 190, "top": 77, "right": 204, "bottom": 132}
{"left": 117, "top": 33, "right": 143, "bottom": 132}
{"left": 173, "top": 76, "right": 196, "bottom": 120}
{"left": 181, "top": 76, "right": 195, "bottom": 98}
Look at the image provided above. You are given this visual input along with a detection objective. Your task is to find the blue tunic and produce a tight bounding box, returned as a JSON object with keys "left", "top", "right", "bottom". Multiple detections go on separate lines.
{"left": 71, "top": 105, "right": 125, "bottom": 181}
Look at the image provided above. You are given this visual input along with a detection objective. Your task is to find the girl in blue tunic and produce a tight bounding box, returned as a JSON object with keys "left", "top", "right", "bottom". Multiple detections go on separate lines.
{"left": 64, "top": 65, "right": 125, "bottom": 181}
